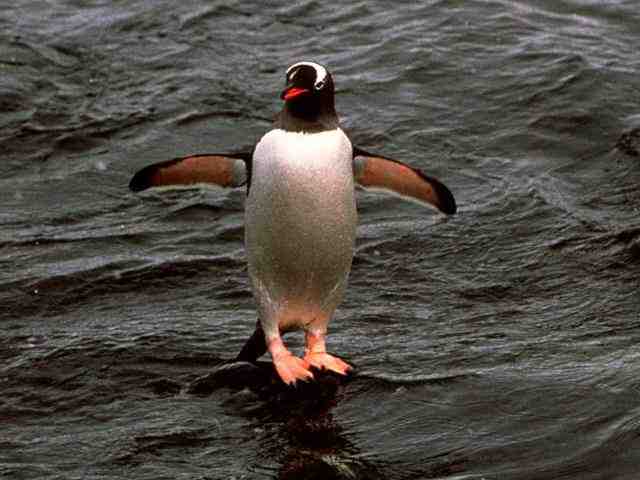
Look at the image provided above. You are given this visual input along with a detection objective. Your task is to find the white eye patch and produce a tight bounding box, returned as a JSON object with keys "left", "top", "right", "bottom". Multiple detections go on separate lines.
{"left": 286, "top": 61, "right": 328, "bottom": 88}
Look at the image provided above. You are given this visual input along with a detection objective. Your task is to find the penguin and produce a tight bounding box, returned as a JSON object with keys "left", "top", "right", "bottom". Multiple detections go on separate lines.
{"left": 129, "top": 61, "right": 456, "bottom": 385}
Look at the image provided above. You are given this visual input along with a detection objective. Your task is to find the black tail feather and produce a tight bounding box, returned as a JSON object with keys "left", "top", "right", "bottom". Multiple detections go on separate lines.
{"left": 235, "top": 320, "right": 267, "bottom": 363}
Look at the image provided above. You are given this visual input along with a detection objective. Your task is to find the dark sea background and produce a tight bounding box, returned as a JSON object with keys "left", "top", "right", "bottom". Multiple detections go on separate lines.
{"left": 3, "top": 1, "right": 640, "bottom": 479}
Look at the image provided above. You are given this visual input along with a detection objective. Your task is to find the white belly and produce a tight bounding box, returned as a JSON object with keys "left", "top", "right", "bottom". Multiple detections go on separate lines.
{"left": 245, "top": 128, "right": 357, "bottom": 338}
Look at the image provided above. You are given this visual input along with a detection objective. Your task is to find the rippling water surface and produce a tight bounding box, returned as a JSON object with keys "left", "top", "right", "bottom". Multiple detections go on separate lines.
{"left": 3, "top": 1, "right": 640, "bottom": 479}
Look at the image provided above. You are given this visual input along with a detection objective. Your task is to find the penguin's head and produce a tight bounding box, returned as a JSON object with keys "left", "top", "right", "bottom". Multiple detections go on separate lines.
{"left": 281, "top": 61, "right": 335, "bottom": 121}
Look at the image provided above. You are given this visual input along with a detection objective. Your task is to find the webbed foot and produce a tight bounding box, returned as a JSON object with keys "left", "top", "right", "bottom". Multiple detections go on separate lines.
{"left": 268, "top": 335, "right": 314, "bottom": 385}
{"left": 304, "top": 352, "right": 352, "bottom": 376}
{"left": 273, "top": 353, "right": 314, "bottom": 385}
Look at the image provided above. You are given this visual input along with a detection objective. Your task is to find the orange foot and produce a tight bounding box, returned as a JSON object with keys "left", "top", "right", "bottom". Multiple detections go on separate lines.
{"left": 304, "top": 352, "right": 352, "bottom": 376}
{"left": 273, "top": 354, "right": 314, "bottom": 385}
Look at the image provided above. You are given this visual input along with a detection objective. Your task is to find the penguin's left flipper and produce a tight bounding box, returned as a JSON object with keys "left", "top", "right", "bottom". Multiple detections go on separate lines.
{"left": 129, "top": 152, "right": 251, "bottom": 192}
{"left": 353, "top": 147, "right": 456, "bottom": 215}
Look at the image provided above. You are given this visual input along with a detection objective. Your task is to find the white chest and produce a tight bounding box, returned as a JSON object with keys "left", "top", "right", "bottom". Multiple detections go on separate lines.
{"left": 244, "top": 128, "right": 357, "bottom": 328}
{"left": 251, "top": 128, "right": 353, "bottom": 192}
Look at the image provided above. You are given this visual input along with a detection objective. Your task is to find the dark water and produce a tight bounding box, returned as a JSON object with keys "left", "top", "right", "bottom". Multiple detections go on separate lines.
{"left": 3, "top": 1, "right": 640, "bottom": 479}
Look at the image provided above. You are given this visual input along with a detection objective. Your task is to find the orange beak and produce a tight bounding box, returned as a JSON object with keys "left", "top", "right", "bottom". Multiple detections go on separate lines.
{"left": 281, "top": 87, "right": 308, "bottom": 101}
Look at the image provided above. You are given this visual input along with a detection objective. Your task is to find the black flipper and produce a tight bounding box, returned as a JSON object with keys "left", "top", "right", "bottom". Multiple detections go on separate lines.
{"left": 352, "top": 146, "right": 456, "bottom": 215}
{"left": 129, "top": 151, "right": 253, "bottom": 193}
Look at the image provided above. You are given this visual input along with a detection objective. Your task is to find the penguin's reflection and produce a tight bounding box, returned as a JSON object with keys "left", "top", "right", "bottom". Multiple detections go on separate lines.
{"left": 191, "top": 362, "right": 383, "bottom": 479}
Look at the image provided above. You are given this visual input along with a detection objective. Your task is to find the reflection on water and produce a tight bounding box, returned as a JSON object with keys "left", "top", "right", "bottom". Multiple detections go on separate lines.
{"left": 189, "top": 362, "right": 382, "bottom": 479}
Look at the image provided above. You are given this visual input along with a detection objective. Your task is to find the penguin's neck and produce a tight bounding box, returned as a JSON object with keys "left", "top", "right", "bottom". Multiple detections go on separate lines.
{"left": 275, "top": 103, "right": 339, "bottom": 133}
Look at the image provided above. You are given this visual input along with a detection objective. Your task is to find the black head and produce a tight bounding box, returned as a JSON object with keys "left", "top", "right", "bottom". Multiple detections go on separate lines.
{"left": 278, "top": 61, "right": 338, "bottom": 132}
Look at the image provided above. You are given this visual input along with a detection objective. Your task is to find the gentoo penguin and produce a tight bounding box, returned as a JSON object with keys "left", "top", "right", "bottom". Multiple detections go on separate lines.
{"left": 130, "top": 61, "right": 456, "bottom": 385}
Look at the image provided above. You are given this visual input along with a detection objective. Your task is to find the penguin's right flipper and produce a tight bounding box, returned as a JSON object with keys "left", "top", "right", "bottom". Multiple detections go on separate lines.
{"left": 129, "top": 152, "right": 252, "bottom": 192}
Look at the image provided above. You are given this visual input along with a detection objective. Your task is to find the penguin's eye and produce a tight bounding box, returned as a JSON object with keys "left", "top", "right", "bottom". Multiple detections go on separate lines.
{"left": 315, "top": 80, "right": 325, "bottom": 90}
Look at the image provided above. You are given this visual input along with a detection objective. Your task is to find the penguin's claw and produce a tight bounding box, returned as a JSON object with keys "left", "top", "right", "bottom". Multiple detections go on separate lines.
{"left": 304, "top": 352, "right": 352, "bottom": 376}
{"left": 273, "top": 354, "right": 314, "bottom": 385}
